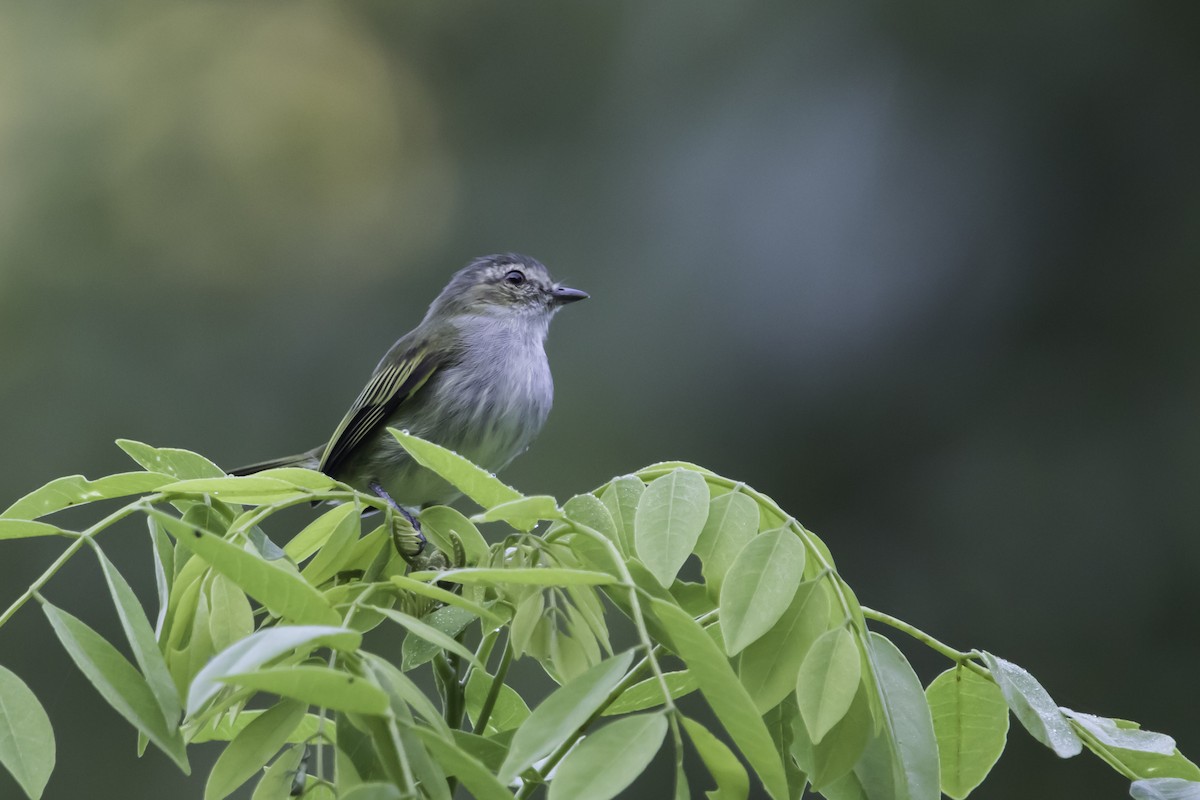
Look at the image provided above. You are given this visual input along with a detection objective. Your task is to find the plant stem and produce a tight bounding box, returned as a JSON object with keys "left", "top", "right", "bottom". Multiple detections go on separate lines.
{"left": 473, "top": 637, "right": 513, "bottom": 736}
{"left": 860, "top": 605, "right": 990, "bottom": 678}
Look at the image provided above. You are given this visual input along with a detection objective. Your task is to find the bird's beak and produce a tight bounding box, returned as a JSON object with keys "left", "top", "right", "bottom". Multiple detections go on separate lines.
{"left": 551, "top": 284, "right": 589, "bottom": 305}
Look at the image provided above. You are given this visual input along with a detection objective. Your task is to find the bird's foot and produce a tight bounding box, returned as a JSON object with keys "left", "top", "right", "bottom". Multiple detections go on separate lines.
{"left": 370, "top": 482, "right": 427, "bottom": 560}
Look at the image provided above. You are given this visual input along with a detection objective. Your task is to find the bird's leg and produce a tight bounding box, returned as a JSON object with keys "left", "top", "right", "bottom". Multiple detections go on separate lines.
{"left": 370, "top": 481, "right": 426, "bottom": 558}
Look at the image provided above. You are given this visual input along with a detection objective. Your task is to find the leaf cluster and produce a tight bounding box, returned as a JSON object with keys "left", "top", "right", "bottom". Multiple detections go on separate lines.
{"left": 0, "top": 434, "right": 1194, "bottom": 800}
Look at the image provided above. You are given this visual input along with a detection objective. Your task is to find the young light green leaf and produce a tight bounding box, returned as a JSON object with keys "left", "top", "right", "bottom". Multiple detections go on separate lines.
{"left": 41, "top": 601, "right": 189, "bottom": 772}
{"left": 1062, "top": 709, "right": 1175, "bottom": 755}
{"left": 414, "top": 728, "right": 513, "bottom": 800}
{"left": 694, "top": 491, "right": 759, "bottom": 597}
{"left": 187, "top": 626, "right": 361, "bottom": 716}
{"left": 400, "top": 605, "right": 479, "bottom": 670}
{"left": 980, "top": 651, "right": 1082, "bottom": 758}
{"left": 796, "top": 626, "right": 862, "bottom": 744}
{"left": 563, "top": 493, "right": 621, "bottom": 550}
{"left": 188, "top": 710, "right": 327, "bottom": 744}
{"left": 471, "top": 495, "right": 562, "bottom": 531}
{"left": 720, "top": 528, "right": 807, "bottom": 655}
{"left": 926, "top": 664, "right": 1009, "bottom": 800}
{"left": 740, "top": 580, "right": 829, "bottom": 714}
{"left": 117, "top": 439, "right": 226, "bottom": 479}
{"left": 390, "top": 429, "right": 523, "bottom": 509}
{"left": 250, "top": 743, "right": 304, "bottom": 800}
{"left": 94, "top": 547, "right": 183, "bottom": 733}
{"left": 498, "top": 650, "right": 635, "bottom": 783}
{"left": 1, "top": 472, "right": 171, "bottom": 520}
{"left": 416, "top": 505, "right": 488, "bottom": 566}
{"left": 253, "top": 468, "right": 342, "bottom": 492}
{"left": 1130, "top": 778, "right": 1200, "bottom": 800}
{"left": 0, "top": 665, "right": 55, "bottom": 800}
{"left": 599, "top": 475, "right": 644, "bottom": 555}
{"left": 299, "top": 503, "right": 361, "bottom": 587}
{"left": 220, "top": 666, "right": 388, "bottom": 715}
{"left": 791, "top": 685, "right": 873, "bottom": 790}
{"left": 864, "top": 633, "right": 939, "bottom": 800}
{"left": 206, "top": 573, "right": 255, "bottom": 654}
{"left": 465, "top": 668, "right": 531, "bottom": 735}
{"left": 160, "top": 476, "right": 302, "bottom": 502}
{"left": 681, "top": 715, "right": 751, "bottom": 800}
{"left": 158, "top": 510, "right": 340, "bottom": 627}
{"left": 204, "top": 699, "right": 307, "bottom": 800}
{"left": 368, "top": 606, "right": 481, "bottom": 668}
{"left": 549, "top": 713, "right": 668, "bottom": 800}
{"left": 603, "top": 671, "right": 698, "bottom": 716}
{"left": 0, "top": 520, "right": 68, "bottom": 540}
{"left": 634, "top": 469, "right": 710, "bottom": 588}
{"left": 408, "top": 567, "right": 617, "bottom": 587}
{"left": 284, "top": 503, "right": 359, "bottom": 563}
{"left": 650, "top": 598, "right": 789, "bottom": 800}
{"left": 389, "top": 575, "right": 504, "bottom": 626}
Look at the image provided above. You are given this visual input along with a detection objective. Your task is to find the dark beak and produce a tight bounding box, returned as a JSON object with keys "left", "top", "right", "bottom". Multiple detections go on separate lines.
{"left": 551, "top": 285, "right": 589, "bottom": 304}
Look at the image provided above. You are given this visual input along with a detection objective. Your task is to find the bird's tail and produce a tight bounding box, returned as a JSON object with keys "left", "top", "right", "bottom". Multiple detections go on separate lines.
{"left": 228, "top": 449, "right": 322, "bottom": 476}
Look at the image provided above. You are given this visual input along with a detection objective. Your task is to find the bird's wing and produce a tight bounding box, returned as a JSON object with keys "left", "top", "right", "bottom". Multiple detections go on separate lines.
{"left": 318, "top": 343, "right": 442, "bottom": 477}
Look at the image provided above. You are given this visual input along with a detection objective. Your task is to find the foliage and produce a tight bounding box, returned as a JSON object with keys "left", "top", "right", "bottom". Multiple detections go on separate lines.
{"left": 0, "top": 433, "right": 1195, "bottom": 800}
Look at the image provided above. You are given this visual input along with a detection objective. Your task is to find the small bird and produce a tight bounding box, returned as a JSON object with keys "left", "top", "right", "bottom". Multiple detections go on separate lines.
{"left": 231, "top": 253, "right": 587, "bottom": 533}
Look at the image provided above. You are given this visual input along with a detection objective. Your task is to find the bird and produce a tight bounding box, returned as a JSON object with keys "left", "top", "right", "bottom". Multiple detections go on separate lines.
{"left": 230, "top": 253, "right": 587, "bottom": 547}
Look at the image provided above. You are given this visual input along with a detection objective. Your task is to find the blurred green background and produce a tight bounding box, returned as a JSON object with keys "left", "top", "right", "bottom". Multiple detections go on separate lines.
{"left": 2, "top": 1, "right": 1198, "bottom": 798}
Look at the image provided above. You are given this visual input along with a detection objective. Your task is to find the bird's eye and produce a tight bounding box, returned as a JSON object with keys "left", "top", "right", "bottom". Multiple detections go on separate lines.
{"left": 503, "top": 270, "right": 526, "bottom": 286}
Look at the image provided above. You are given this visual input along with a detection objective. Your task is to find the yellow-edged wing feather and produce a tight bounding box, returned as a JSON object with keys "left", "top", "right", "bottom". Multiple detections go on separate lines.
{"left": 318, "top": 345, "right": 440, "bottom": 477}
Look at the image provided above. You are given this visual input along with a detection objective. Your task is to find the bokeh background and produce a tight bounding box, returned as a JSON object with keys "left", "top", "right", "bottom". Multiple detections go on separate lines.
{"left": 2, "top": 1, "right": 1198, "bottom": 798}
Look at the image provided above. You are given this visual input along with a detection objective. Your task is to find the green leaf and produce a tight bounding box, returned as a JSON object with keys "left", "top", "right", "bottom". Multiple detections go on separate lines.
{"left": 0, "top": 665, "right": 55, "bottom": 800}
{"left": 603, "top": 671, "right": 698, "bottom": 716}
{"left": 367, "top": 606, "right": 481, "bottom": 668}
{"left": 720, "top": 528, "right": 807, "bottom": 655}
{"left": 862, "top": 633, "right": 939, "bottom": 800}
{"left": 1062, "top": 709, "right": 1174, "bottom": 755}
{"left": 187, "top": 626, "right": 361, "bottom": 716}
{"left": 41, "top": 600, "right": 189, "bottom": 772}
{"left": 253, "top": 468, "right": 342, "bottom": 492}
{"left": 681, "top": 714, "right": 751, "bottom": 800}
{"left": 791, "top": 684, "right": 873, "bottom": 790}
{"left": 415, "top": 729, "right": 514, "bottom": 800}
{"left": 563, "top": 493, "right": 621, "bottom": 551}
{"left": 980, "top": 651, "right": 1082, "bottom": 758}
{"left": 465, "top": 668, "right": 531, "bottom": 735}
{"left": 1, "top": 472, "right": 172, "bottom": 520}
{"left": 158, "top": 509, "right": 340, "bottom": 627}
{"left": 926, "top": 665, "right": 1009, "bottom": 800}
{"left": 204, "top": 699, "right": 307, "bottom": 800}
{"left": 389, "top": 429, "right": 523, "bottom": 509}
{"left": 189, "top": 710, "right": 327, "bottom": 744}
{"left": 650, "top": 598, "right": 789, "bottom": 800}
{"left": 250, "top": 743, "right": 305, "bottom": 800}
{"left": 341, "top": 784, "right": 405, "bottom": 800}
{"left": 0, "top": 520, "right": 68, "bottom": 540}
{"left": 498, "top": 650, "right": 635, "bottom": 783}
{"left": 389, "top": 575, "right": 504, "bottom": 626}
{"left": 94, "top": 547, "right": 183, "bottom": 733}
{"left": 694, "top": 491, "right": 759, "bottom": 597}
{"left": 472, "top": 495, "right": 562, "bottom": 531}
{"left": 1131, "top": 778, "right": 1200, "bottom": 800}
{"left": 206, "top": 573, "right": 255, "bottom": 654}
{"left": 549, "top": 713, "right": 668, "bottom": 800}
{"left": 299, "top": 503, "right": 361, "bottom": 587}
{"left": 160, "top": 476, "right": 304, "bottom": 503}
{"left": 220, "top": 666, "right": 388, "bottom": 715}
{"left": 117, "top": 439, "right": 226, "bottom": 479}
{"left": 634, "top": 469, "right": 710, "bottom": 588}
{"left": 740, "top": 580, "right": 829, "bottom": 714}
{"left": 284, "top": 503, "right": 360, "bottom": 563}
{"left": 408, "top": 567, "right": 617, "bottom": 587}
{"left": 400, "top": 605, "right": 479, "bottom": 670}
{"left": 599, "top": 476, "right": 644, "bottom": 555}
{"left": 796, "top": 626, "right": 861, "bottom": 744}
{"left": 419, "top": 506, "right": 490, "bottom": 567}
